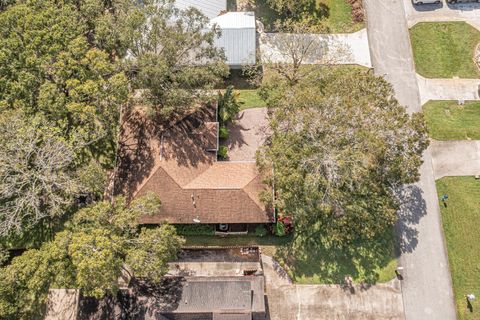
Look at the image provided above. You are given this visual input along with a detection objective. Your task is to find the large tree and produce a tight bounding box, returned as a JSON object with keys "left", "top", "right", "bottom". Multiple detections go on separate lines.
{"left": 0, "top": 111, "right": 80, "bottom": 238}
{"left": 0, "top": 0, "right": 129, "bottom": 166}
{"left": 257, "top": 67, "right": 429, "bottom": 247}
{"left": 123, "top": 0, "right": 229, "bottom": 115}
{"left": 0, "top": 193, "right": 184, "bottom": 320}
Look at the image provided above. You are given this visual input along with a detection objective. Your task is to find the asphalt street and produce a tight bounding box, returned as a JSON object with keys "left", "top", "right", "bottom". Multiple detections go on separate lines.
{"left": 364, "top": 0, "right": 457, "bottom": 319}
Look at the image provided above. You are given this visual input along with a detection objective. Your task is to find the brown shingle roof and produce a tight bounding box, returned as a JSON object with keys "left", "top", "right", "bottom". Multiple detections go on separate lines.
{"left": 115, "top": 105, "right": 273, "bottom": 224}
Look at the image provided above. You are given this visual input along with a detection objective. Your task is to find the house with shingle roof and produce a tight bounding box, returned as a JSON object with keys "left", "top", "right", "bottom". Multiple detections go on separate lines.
{"left": 114, "top": 104, "right": 274, "bottom": 230}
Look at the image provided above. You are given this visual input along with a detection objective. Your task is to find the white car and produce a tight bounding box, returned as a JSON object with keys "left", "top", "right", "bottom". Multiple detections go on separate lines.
{"left": 412, "top": 0, "right": 441, "bottom": 4}
{"left": 447, "top": 0, "right": 480, "bottom": 3}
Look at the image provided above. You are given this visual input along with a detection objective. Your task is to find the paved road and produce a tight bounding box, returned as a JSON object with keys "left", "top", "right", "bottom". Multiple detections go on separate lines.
{"left": 417, "top": 75, "right": 480, "bottom": 104}
{"left": 364, "top": 1, "right": 457, "bottom": 319}
{"left": 431, "top": 140, "right": 480, "bottom": 179}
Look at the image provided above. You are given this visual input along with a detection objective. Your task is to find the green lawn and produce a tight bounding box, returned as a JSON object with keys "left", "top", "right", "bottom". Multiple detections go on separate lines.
{"left": 237, "top": 89, "right": 266, "bottom": 110}
{"left": 436, "top": 177, "right": 480, "bottom": 319}
{"left": 318, "top": 0, "right": 364, "bottom": 33}
{"left": 252, "top": 0, "right": 363, "bottom": 33}
{"left": 185, "top": 232, "right": 397, "bottom": 284}
{"left": 410, "top": 22, "right": 480, "bottom": 78}
{"left": 423, "top": 100, "right": 480, "bottom": 140}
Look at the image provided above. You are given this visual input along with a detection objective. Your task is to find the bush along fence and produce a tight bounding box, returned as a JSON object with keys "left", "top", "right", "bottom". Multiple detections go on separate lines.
{"left": 216, "top": 86, "right": 241, "bottom": 160}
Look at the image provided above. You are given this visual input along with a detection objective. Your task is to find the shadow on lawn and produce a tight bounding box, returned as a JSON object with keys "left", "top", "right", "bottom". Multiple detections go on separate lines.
{"left": 274, "top": 230, "right": 396, "bottom": 284}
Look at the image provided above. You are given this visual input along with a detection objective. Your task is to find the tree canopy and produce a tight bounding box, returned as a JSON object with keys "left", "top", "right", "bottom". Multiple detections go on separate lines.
{"left": 258, "top": 67, "right": 429, "bottom": 247}
{"left": 0, "top": 193, "right": 184, "bottom": 320}
{"left": 0, "top": 111, "right": 80, "bottom": 237}
{"left": 0, "top": 0, "right": 227, "bottom": 239}
{"left": 124, "top": 0, "right": 228, "bottom": 115}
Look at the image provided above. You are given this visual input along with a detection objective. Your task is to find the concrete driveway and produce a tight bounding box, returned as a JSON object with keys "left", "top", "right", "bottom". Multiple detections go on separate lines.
{"left": 259, "top": 29, "right": 372, "bottom": 68}
{"left": 262, "top": 256, "right": 405, "bottom": 320}
{"left": 417, "top": 75, "right": 480, "bottom": 104}
{"left": 430, "top": 140, "right": 480, "bottom": 179}
{"left": 403, "top": 0, "right": 480, "bottom": 29}
{"left": 364, "top": 0, "right": 457, "bottom": 319}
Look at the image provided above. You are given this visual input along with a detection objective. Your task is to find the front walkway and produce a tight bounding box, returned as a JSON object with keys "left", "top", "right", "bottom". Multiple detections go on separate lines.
{"left": 259, "top": 29, "right": 372, "bottom": 68}
{"left": 262, "top": 256, "right": 405, "bottom": 320}
{"left": 417, "top": 74, "right": 480, "bottom": 104}
{"left": 403, "top": 0, "right": 480, "bottom": 29}
{"left": 430, "top": 140, "right": 480, "bottom": 179}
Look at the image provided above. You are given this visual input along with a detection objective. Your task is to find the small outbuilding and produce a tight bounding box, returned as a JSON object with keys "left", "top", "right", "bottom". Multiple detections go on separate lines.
{"left": 209, "top": 12, "right": 257, "bottom": 68}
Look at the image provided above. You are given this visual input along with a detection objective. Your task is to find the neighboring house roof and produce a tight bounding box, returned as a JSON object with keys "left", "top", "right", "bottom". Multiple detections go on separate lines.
{"left": 114, "top": 105, "right": 273, "bottom": 224}
{"left": 175, "top": 0, "right": 227, "bottom": 19}
{"left": 210, "top": 12, "right": 257, "bottom": 66}
{"left": 159, "top": 276, "right": 266, "bottom": 317}
{"left": 77, "top": 275, "right": 266, "bottom": 319}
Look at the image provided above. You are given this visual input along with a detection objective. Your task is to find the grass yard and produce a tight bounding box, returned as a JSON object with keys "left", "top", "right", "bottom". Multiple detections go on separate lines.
{"left": 252, "top": 0, "right": 363, "bottom": 33}
{"left": 318, "top": 0, "right": 364, "bottom": 33}
{"left": 185, "top": 231, "right": 397, "bottom": 284}
{"left": 237, "top": 89, "right": 266, "bottom": 110}
{"left": 436, "top": 177, "right": 480, "bottom": 319}
{"left": 423, "top": 100, "right": 480, "bottom": 140}
{"left": 410, "top": 22, "right": 480, "bottom": 78}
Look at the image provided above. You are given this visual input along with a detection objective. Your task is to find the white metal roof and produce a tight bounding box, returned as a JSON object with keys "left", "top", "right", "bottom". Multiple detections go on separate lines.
{"left": 209, "top": 11, "right": 256, "bottom": 29}
{"left": 175, "top": 0, "right": 226, "bottom": 19}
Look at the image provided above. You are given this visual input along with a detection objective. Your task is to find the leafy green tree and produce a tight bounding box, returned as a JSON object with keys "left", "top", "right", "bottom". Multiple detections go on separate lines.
{"left": 0, "top": 111, "right": 80, "bottom": 238}
{"left": 0, "top": 1, "right": 129, "bottom": 166}
{"left": 267, "top": 0, "right": 328, "bottom": 22}
{"left": 124, "top": 0, "right": 229, "bottom": 115}
{"left": 126, "top": 225, "right": 184, "bottom": 282}
{"left": 218, "top": 86, "right": 241, "bottom": 124}
{"left": 0, "top": 194, "right": 184, "bottom": 319}
{"left": 258, "top": 68, "right": 429, "bottom": 246}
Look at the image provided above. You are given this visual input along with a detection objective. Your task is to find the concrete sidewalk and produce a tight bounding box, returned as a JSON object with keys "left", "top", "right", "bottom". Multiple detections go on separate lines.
{"left": 403, "top": 0, "right": 480, "bottom": 29}
{"left": 417, "top": 74, "right": 480, "bottom": 104}
{"left": 430, "top": 140, "right": 480, "bottom": 179}
{"left": 259, "top": 29, "right": 372, "bottom": 68}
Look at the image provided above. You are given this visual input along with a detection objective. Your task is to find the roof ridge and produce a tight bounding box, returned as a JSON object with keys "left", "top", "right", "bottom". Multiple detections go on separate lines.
{"left": 133, "top": 165, "right": 181, "bottom": 198}
{"left": 242, "top": 177, "right": 264, "bottom": 210}
{"left": 183, "top": 162, "right": 257, "bottom": 190}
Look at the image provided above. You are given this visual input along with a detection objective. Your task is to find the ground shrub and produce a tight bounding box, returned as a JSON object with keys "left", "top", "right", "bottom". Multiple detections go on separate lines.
{"left": 218, "top": 145, "right": 228, "bottom": 159}
{"left": 219, "top": 126, "right": 229, "bottom": 140}
{"left": 254, "top": 224, "right": 267, "bottom": 237}
{"left": 274, "top": 221, "right": 286, "bottom": 237}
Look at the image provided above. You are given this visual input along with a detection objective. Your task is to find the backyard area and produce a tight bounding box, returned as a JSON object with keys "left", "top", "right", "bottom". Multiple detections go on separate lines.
{"left": 410, "top": 22, "right": 480, "bottom": 78}
{"left": 423, "top": 100, "right": 480, "bottom": 140}
{"left": 436, "top": 177, "right": 480, "bottom": 319}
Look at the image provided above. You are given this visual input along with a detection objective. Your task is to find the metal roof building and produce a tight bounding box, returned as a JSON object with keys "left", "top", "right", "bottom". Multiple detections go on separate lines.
{"left": 175, "top": 0, "right": 226, "bottom": 19}
{"left": 209, "top": 12, "right": 256, "bottom": 68}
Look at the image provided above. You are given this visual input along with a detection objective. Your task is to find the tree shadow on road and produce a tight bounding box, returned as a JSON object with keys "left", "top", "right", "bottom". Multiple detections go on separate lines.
{"left": 395, "top": 184, "right": 427, "bottom": 255}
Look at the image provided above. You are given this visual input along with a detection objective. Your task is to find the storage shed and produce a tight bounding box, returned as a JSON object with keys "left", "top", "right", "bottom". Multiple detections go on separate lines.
{"left": 175, "top": 0, "right": 226, "bottom": 19}
{"left": 210, "top": 12, "right": 257, "bottom": 68}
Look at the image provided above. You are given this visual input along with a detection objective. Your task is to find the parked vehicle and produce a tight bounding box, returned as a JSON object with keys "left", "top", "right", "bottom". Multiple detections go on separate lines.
{"left": 412, "top": 0, "right": 441, "bottom": 4}
{"left": 447, "top": 0, "right": 480, "bottom": 3}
